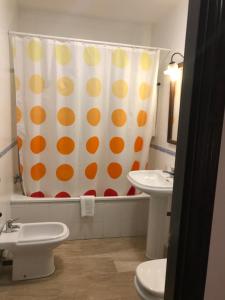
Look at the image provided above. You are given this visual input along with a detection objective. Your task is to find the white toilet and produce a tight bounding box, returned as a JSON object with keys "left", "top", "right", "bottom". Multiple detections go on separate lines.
{"left": 134, "top": 259, "right": 167, "bottom": 300}
{"left": 0, "top": 222, "right": 69, "bottom": 281}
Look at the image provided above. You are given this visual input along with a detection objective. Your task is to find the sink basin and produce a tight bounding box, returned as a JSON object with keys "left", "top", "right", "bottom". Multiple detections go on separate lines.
{"left": 127, "top": 170, "right": 173, "bottom": 196}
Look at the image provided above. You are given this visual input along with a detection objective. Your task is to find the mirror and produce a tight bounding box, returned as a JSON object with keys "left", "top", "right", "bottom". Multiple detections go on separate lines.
{"left": 167, "top": 63, "right": 183, "bottom": 145}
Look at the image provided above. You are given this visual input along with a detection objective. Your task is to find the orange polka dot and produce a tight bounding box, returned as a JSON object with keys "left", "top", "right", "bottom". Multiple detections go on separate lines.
{"left": 19, "top": 164, "right": 23, "bottom": 175}
{"left": 30, "top": 106, "right": 46, "bottom": 124}
{"left": 107, "top": 162, "right": 122, "bottom": 179}
{"left": 57, "top": 107, "right": 75, "bottom": 126}
{"left": 111, "top": 109, "right": 127, "bottom": 127}
{"left": 139, "top": 83, "right": 151, "bottom": 100}
{"left": 110, "top": 137, "right": 125, "bottom": 154}
{"left": 112, "top": 80, "right": 128, "bottom": 98}
{"left": 57, "top": 77, "right": 74, "bottom": 96}
{"left": 17, "top": 136, "right": 22, "bottom": 150}
{"left": 56, "top": 164, "right": 74, "bottom": 181}
{"left": 31, "top": 163, "right": 46, "bottom": 180}
{"left": 86, "top": 136, "right": 99, "bottom": 154}
{"left": 137, "top": 110, "right": 147, "bottom": 127}
{"left": 85, "top": 163, "right": 98, "bottom": 179}
{"left": 30, "top": 136, "right": 46, "bottom": 154}
{"left": 87, "top": 108, "right": 101, "bottom": 126}
{"left": 131, "top": 161, "right": 140, "bottom": 171}
{"left": 134, "top": 136, "right": 143, "bottom": 152}
{"left": 16, "top": 106, "right": 22, "bottom": 123}
{"left": 57, "top": 137, "right": 75, "bottom": 155}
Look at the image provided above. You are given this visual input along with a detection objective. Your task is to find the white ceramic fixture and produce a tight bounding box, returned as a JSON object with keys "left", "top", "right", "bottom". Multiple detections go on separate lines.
{"left": 127, "top": 170, "right": 173, "bottom": 196}
{"left": 0, "top": 222, "right": 69, "bottom": 280}
{"left": 127, "top": 170, "right": 173, "bottom": 258}
{"left": 134, "top": 259, "right": 167, "bottom": 300}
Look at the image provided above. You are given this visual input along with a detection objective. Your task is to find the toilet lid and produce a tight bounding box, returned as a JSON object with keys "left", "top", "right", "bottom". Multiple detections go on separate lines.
{"left": 136, "top": 259, "right": 167, "bottom": 297}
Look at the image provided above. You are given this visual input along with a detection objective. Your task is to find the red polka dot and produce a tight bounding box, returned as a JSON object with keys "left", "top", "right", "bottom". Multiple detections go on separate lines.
{"left": 84, "top": 190, "right": 97, "bottom": 196}
{"left": 30, "top": 191, "right": 45, "bottom": 198}
{"left": 55, "top": 192, "right": 71, "bottom": 198}
{"left": 127, "top": 186, "right": 136, "bottom": 195}
{"left": 104, "top": 188, "right": 118, "bottom": 197}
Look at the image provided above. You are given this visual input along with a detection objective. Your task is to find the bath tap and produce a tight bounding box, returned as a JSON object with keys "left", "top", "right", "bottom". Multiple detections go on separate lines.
{"left": 0, "top": 218, "right": 20, "bottom": 234}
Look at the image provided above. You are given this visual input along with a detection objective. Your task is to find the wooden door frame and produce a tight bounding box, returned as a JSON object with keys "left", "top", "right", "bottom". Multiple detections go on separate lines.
{"left": 165, "top": 0, "right": 225, "bottom": 299}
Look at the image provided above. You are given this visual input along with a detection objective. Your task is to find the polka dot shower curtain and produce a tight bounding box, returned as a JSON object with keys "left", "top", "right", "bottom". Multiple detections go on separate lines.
{"left": 12, "top": 34, "right": 159, "bottom": 198}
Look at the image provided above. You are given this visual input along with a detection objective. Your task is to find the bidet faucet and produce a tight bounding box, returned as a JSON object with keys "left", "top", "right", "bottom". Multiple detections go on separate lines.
{"left": 0, "top": 218, "right": 20, "bottom": 234}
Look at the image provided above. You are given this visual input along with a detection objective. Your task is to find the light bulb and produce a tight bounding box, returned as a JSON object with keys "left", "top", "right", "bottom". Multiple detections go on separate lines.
{"left": 164, "top": 63, "right": 179, "bottom": 81}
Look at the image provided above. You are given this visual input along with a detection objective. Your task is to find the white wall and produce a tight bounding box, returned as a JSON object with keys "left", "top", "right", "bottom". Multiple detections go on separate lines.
{"left": 18, "top": 8, "right": 152, "bottom": 45}
{"left": 0, "top": 0, "right": 18, "bottom": 226}
{"left": 204, "top": 116, "right": 225, "bottom": 300}
{"left": 149, "top": 0, "right": 189, "bottom": 170}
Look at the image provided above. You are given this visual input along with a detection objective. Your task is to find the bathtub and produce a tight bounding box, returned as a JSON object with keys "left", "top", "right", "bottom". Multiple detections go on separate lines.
{"left": 11, "top": 193, "right": 150, "bottom": 240}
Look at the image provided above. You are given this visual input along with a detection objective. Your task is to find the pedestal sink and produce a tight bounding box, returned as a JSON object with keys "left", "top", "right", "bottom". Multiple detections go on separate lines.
{"left": 127, "top": 170, "right": 173, "bottom": 259}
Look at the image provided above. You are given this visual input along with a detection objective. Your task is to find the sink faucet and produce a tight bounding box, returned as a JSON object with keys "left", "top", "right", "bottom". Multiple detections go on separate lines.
{"left": 163, "top": 167, "right": 175, "bottom": 177}
{"left": 0, "top": 218, "right": 20, "bottom": 234}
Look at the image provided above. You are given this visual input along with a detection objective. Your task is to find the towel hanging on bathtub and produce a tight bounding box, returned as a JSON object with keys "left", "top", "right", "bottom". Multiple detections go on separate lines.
{"left": 80, "top": 196, "right": 95, "bottom": 217}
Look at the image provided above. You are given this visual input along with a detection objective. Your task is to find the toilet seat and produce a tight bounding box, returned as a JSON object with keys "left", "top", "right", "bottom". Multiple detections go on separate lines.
{"left": 135, "top": 259, "right": 167, "bottom": 299}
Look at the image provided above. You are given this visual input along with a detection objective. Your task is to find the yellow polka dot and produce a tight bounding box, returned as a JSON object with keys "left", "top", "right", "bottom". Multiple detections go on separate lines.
{"left": 112, "top": 49, "right": 129, "bottom": 68}
{"left": 140, "top": 52, "right": 153, "bottom": 70}
{"left": 57, "top": 107, "right": 75, "bottom": 126}
{"left": 134, "top": 136, "right": 143, "bottom": 152}
{"left": 87, "top": 108, "right": 101, "bottom": 126}
{"left": 56, "top": 164, "right": 74, "bottom": 181}
{"left": 31, "top": 163, "right": 46, "bottom": 180}
{"left": 29, "top": 75, "right": 45, "bottom": 94}
{"left": 57, "top": 77, "right": 74, "bottom": 96}
{"left": 17, "top": 136, "right": 22, "bottom": 150}
{"left": 83, "top": 47, "right": 100, "bottom": 66}
{"left": 86, "top": 78, "right": 102, "bottom": 97}
{"left": 55, "top": 45, "right": 72, "bottom": 65}
{"left": 30, "top": 136, "right": 46, "bottom": 154}
{"left": 86, "top": 136, "right": 99, "bottom": 154}
{"left": 16, "top": 106, "right": 22, "bottom": 123}
{"left": 15, "top": 76, "right": 20, "bottom": 91}
{"left": 30, "top": 106, "right": 46, "bottom": 124}
{"left": 112, "top": 80, "right": 128, "bottom": 99}
{"left": 112, "top": 109, "right": 127, "bottom": 127}
{"left": 85, "top": 163, "right": 98, "bottom": 179}
{"left": 137, "top": 110, "right": 148, "bottom": 127}
{"left": 107, "top": 162, "right": 122, "bottom": 179}
{"left": 28, "top": 40, "right": 43, "bottom": 61}
{"left": 139, "top": 83, "right": 151, "bottom": 100}
{"left": 57, "top": 137, "right": 75, "bottom": 155}
{"left": 110, "top": 137, "right": 125, "bottom": 154}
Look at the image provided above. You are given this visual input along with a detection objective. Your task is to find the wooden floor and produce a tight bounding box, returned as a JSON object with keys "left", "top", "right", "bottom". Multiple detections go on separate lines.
{"left": 0, "top": 237, "right": 146, "bottom": 300}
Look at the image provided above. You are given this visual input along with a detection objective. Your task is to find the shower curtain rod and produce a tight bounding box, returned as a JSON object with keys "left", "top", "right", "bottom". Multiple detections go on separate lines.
{"left": 9, "top": 31, "right": 171, "bottom": 52}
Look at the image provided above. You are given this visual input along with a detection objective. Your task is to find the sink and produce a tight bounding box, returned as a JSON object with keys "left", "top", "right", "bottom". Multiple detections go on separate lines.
{"left": 127, "top": 170, "right": 173, "bottom": 259}
{"left": 127, "top": 170, "right": 173, "bottom": 196}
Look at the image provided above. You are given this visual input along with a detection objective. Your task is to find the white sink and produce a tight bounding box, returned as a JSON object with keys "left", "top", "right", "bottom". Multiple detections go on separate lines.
{"left": 127, "top": 170, "right": 173, "bottom": 259}
{"left": 127, "top": 170, "right": 173, "bottom": 196}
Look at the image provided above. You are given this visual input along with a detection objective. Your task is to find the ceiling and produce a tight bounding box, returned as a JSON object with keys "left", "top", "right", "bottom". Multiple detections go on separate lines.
{"left": 18, "top": 0, "right": 179, "bottom": 24}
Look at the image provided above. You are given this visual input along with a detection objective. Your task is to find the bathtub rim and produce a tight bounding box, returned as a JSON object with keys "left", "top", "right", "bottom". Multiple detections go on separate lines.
{"left": 11, "top": 193, "right": 150, "bottom": 204}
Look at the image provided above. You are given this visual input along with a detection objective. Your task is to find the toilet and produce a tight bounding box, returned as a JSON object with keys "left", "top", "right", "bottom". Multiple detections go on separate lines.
{"left": 134, "top": 259, "right": 167, "bottom": 300}
{"left": 0, "top": 222, "right": 69, "bottom": 281}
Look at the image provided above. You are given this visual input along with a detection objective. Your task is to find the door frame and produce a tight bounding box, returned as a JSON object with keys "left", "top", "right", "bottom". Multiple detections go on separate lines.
{"left": 165, "top": 0, "right": 225, "bottom": 299}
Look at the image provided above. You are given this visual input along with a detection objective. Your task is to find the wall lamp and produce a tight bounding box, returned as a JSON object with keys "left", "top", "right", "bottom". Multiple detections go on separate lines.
{"left": 164, "top": 52, "right": 184, "bottom": 81}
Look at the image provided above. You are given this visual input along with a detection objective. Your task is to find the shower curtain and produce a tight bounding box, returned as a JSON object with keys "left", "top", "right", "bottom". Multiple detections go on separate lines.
{"left": 12, "top": 35, "right": 159, "bottom": 197}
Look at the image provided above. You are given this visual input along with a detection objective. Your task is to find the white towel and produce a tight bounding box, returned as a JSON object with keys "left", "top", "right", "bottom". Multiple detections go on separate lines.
{"left": 80, "top": 196, "right": 95, "bottom": 217}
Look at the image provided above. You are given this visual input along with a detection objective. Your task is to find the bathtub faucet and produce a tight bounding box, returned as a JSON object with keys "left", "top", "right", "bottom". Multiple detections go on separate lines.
{"left": 0, "top": 218, "right": 20, "bottom": 234}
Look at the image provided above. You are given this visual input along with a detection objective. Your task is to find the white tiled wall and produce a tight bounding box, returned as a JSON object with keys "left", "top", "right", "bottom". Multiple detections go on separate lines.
{"left": 11, "top": 198, "right": 149, "bottom": 239}
{"left": 0, "top": 0, "right": 18, "bottom": 226}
